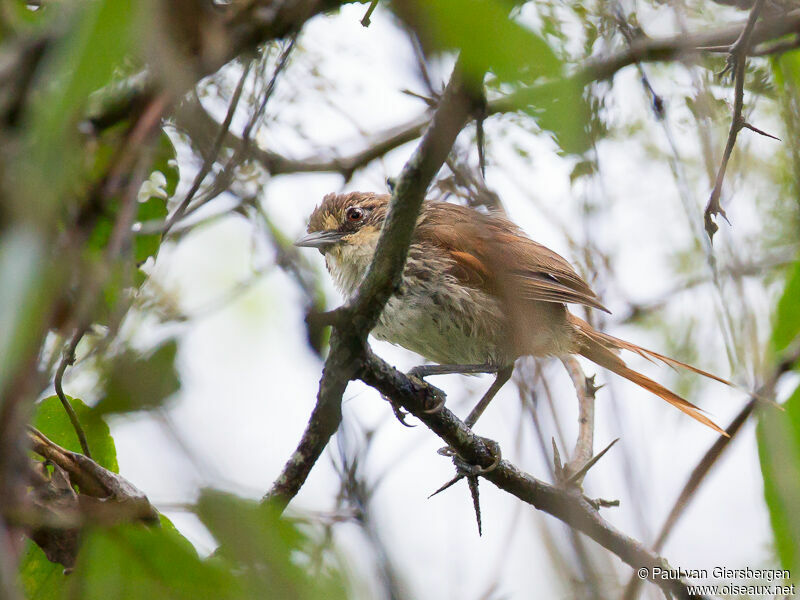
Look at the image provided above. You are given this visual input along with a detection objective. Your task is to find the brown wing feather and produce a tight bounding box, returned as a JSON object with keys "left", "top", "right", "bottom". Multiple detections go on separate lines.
{"left": 417, "top": 202, "right": 609, "bottom": 312}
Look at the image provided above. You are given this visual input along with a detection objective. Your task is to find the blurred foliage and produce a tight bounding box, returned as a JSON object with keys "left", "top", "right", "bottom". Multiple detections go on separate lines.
{"left": 95, "top": 340, "right": 180, "bottom": 415}
{"left": 757, "top": 50, "right": 800, "bottom": 580}
{"left": 2, "top": 0, "right": 800, "bottom": 597}
{"left": 18, "top": 496, "right": 347, "bottom": 600}
{"left": 21, "top": 0, "right": 139, "bottom": 216}
{"left": 415, "top": 0, "right": 590, "bottom": 154}
{"left": 416, "top": 0, "right": 561, "bottom": 83}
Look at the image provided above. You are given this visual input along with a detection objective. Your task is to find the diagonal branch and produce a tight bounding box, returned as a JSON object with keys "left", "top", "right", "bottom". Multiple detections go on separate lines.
{"left": 621, "top": 344, "right": 800, "bottom": 600}
{"left": 264, "top": 58, "right": 482, "bottom": 510}
{"left": 358, "top": 350, "right": 706, "bottom": 600}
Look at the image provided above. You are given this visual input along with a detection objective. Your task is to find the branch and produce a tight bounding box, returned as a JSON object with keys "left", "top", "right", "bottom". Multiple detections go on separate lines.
{"left": 560, "top": 356, "right": 596, "bottom": 484}
{"left": 704, "top": 0, "right": 767, "bottom": 240}
{"left": 173, "top": 8, "right": 800, "bottom": 187}
{"left": 264, "top": 59, "right": 482, "bottom": 510}
{"left": 358, "top": 350, "right": 704, "bottom": 600}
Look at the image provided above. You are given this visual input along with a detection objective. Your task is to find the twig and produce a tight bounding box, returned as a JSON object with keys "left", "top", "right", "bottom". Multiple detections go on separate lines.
{"left": 171, "top": 36, "right": 297, "bottom": 227}
{"left": 53, "top": 327, "right": 91, "bottom": 458}
{"left": 360, "top": 0, "right": 379, "bottom": 27}
{"left": 163, "top": 60, "right": 252, "bottom": 235}
{"left": 704, "top": 0, "right": 766, "bottom": 240}
{"left": 560, "top": 356, "right": 596, "bottom": 485}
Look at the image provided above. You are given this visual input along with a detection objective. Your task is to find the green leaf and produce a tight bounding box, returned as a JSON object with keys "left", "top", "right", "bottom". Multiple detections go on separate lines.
{"left": 757, "top": 385, "right": 800, "bottom": 574}
{"left": 196, "top": 490, "right": 347, "bottom": 600}
{"left": 33, "top": 396, "right": 118, "bottom": 471}
{"left": 773, "top": 259, "right": 800, "bottom": 353}
{"left": 522, "top": 77, "right": 590, "bottom": 155}
{"left": 64, "top": 518, "right": 240, "bottom": 600}
{"left": 18, "top": 541, "right": 64, "bottom": 600}
{"left": 96, "top": 341, "right": 179, "bottom": 415}
{"left": 417, "top": 0, "right": 562, "bottom": 84}
{"left": 134, "top": 197, "right": 168, "bottom": 263}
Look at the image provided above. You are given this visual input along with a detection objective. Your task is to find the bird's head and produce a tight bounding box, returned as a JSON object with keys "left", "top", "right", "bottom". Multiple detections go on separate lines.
{"left": 295, "top": 192, "right": 390, "bottom": 254}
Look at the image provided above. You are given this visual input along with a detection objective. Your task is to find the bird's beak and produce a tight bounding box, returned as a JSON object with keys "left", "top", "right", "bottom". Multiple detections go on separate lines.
{"left": 294, "top": 230, "right": 345, "bottom": 250}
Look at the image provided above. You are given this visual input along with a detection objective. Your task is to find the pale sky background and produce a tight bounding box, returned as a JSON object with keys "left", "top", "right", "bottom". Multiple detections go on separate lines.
{"left": 63, "top": 3, "right": 792, "bottom": 599}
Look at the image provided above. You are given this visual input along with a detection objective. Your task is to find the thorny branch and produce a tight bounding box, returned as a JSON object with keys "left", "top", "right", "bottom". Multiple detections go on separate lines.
{"left": 704, "top": 0, "right": 769, "bottom": 239}
{"left": 358, "top": 350, "right": 704, "bottom": 600}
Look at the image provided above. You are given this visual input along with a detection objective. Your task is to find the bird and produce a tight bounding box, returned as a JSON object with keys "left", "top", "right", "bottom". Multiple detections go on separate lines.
{"left": 295, "top": 191, "right": 730, "bottom": 435}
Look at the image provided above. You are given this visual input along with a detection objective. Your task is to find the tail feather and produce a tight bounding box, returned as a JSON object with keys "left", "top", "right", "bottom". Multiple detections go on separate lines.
{"left": 586, "top": 328, "right": 733, "bottom": 387}
{"left": 569, "top": 315, "right": 729, "bottom": 436}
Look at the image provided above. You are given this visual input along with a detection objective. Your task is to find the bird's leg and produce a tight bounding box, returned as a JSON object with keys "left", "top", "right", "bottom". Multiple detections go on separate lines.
{"left": 408, "top": 363, "right": 501, "bottom": 378}
{"left": 464, "top": 365, "right": 514, "bottom": 428}
{"left": 405, "top": 363, "right": 500, "bottom": 416}
{"left": 384, "top": 364, "right": 499, "bottom": 427}
{"left": 426, "top": 366, "right": 512, "bottom": 535}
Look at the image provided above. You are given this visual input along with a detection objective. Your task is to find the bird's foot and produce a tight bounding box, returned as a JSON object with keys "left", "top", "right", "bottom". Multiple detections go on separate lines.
{"left": 383, "top": 395, "right": 415, "bottom": 427}
{"left": 381, "top": 374, "right": 447, "bottom": 427}
{"left": 407, "top": 374, "right": 447, "bottom": 414}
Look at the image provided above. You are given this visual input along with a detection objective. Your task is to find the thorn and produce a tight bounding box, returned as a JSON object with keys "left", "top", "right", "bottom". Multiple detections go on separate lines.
{"left": 742, "top": 122, "right": 781, "bottom": 141}
{"left": 566, "top": 438, "right": 620, "bottom": 486}
{"left": 428, "top": 473, "right": 464, "bottom": 498}
{"left": 584, "top": 374, "right": 604, "bottom": 396}
{"left": 467, "top": 475, "right": 483, "bottom": 536}
{"left": 552, "top": 437, "right": 563, "bottom": 480}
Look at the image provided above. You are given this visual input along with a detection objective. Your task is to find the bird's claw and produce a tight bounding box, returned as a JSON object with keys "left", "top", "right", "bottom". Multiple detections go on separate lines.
{"left": 422, "top": 384, "right": 446, "bottom": 414}
{"left": 381, "top": 394, "right": 416, "bottom": 427}
{"left": 406, "top": 373, "right": 447, "bottom": 414}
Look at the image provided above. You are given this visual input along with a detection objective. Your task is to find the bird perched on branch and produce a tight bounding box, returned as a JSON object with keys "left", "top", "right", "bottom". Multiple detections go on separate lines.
{"left": 296, "top": 191, "right": 730, "bottom": 435}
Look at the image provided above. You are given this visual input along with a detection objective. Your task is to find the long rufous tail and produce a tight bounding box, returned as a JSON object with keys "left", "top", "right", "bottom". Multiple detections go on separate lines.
{"left": 569, "top": 314, "right": 730, "bottom": 436}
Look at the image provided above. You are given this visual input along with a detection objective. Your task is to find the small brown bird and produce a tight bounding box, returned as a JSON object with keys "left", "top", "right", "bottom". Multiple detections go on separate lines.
{"left": 296, "top": 191, "right": 729, "bottom": 434}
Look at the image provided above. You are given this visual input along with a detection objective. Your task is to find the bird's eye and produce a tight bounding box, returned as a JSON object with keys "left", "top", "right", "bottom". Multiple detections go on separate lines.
{"left": 346, "top": 207, "right": 365, "bottom": 222}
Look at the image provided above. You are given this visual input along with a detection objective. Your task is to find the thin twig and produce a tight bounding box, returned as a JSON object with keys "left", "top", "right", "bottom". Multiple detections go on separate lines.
{"left": 560, "top": 356, "right": 595, "bottom": 485}
{"left": 163, "top": 60, "right": 252, "bottom": 235}
{"left": 53, "top": 328, "right": 91, "bottom": 457}
{"left": 704, "top": 0, "right": 766, "bottom": 239}
{"left": 164, "top": 37, "right": 296, "bottom": 232}
{"left": 360, "top": 0, "right": 379, "bottom": 27}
